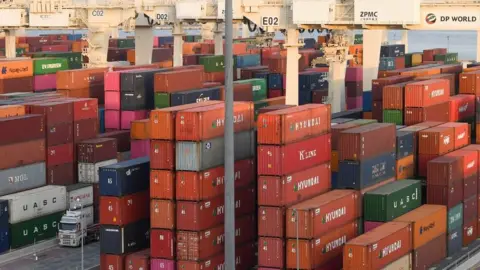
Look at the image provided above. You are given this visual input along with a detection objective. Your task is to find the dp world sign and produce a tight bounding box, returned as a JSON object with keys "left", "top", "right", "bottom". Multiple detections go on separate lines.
{"left": 421, "top": 7, "right": 480, "bottom": 29}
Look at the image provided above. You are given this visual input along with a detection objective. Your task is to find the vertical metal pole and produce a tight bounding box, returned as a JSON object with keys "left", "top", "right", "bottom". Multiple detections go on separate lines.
{"left": 224, "top": 0, "right": 235, "bottom": 267}
{"left": 295, "top": 209, "right": 299, "bottom": 270}
{"left": 79, "top": 200, "right": 84, "bottom": 270}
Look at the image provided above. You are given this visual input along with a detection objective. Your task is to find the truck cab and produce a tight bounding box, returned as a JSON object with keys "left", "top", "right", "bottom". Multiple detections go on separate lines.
{"left": 58, "top": 206, "right": 98, "bottom": 247}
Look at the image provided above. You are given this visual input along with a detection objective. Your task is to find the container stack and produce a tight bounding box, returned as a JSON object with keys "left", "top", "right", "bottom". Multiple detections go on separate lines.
{"left": 130, "top": 119, "right": 151, "bottom": 158}
{"left": 371, "top": 75, "right": 414, "bottom": 122}
{"left": 0, "top": 199, "right": 7, "bottom": 253}
{"left": 404, "top": 52, "right": 423, "bottom": 68}
{"left": 98, "top": 157, "right": 150, "bottom": 270}
{"left": 345, "top": 67, "right": 363, "bottom": 110}
{"left": 56, "top": 68, "right": 107, "bottom": 104}
{"left": 232, "top": 78, "right": 268, "bottom": 103}
{"left": 200, "top": 55, "right": 227, "bottom": 84}
{"left": 297, "top": 70, "right": 328, "bottom": 105}
{"left": 0, "top": 59, "right": 34, "bottom": 94}
{"left": 348, "top": 43, "right": 363, "bottom": 67}
{"left": 394, "top": 129, "right": 415, "bottom": 180}
{"left": 29, "top": 52, "right": 83, "bottom": 70}
{"left": 32, "top": 58, "right": 68, "bottom": 92}
{"left": 377, "top": 44, "right": 406, "bottom": 78}
{"left": 256, "top": 104, "right": 332, "bottom": 269}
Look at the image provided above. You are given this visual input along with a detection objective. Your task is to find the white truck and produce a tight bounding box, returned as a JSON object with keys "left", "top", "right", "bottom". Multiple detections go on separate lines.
{"left": 58, "top": 205, "right": 100, "bottom": 247}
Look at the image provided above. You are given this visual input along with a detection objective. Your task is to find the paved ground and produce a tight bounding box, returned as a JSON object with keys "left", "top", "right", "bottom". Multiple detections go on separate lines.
{"left": 0, "top": 242, "right": 100, "bottom": 270}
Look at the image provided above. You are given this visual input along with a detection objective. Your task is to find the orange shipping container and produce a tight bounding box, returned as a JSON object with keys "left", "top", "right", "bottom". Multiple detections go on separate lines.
{"left": 343, "top": 222, "right": 412, "bottom": 270}
{"left": 150, "top": 199, "right": 175, "bottom": 229}
{"left": 418, "top": 127, "right": 455, "bottom": 155}
{"left": 56, "top": 68, "right": 107, "bottom": 89}
{"left": 286, "top": 221, "right": 359, "bottom": 269}
{"left": 0, "top": 59, "right": 33, "bottom": 79}
{"left": 394, "top": 204, "right": 447, "bottom": 249}
{"left": 0, "top": 105, "right": 25, "bottom": 118}
{"left": 130, "top": 119, "right": 150, "bottom": 140}
{"left": 382, "top": 82, "right": 410, "bottom": 110}
{"left": 149, "top": 101, "right": 222, "bottom": 140}
{"left": 150, "top": 140, "right": 175, "bottom": 170}
{"left": 396, "top": 155, "right": 415, "bottom": 180}
{"left": 286, "top": 190, "right": 361, "bottom": 239}
{"left": 175, "top": 102, "right": 254, "bottom": 141}
{"left": 257, "top": 104, "right": 331, "bottom": 145}
{"left": 404, "top": 79, "right": 450, "bottom": 108}
{"left": 459, "top": 71, "right": 480, "bottom": 95}
{"left": 154, "top": 69, "right": 204, "bottom": 93}
{"left": 150, "top": 170, "right": 175, "bottom": 200}
{"left": 438, "top": 122, "right": 469, "bottom": 150}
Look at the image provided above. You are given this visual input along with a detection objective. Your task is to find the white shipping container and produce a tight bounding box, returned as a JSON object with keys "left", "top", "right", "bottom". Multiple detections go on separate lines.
{"left": 1, "top": 185, "right": 67, "bottom": 224}
{"left": 66, "top": 184, "right": 94, "bottom": 210}
{"left": 78, "top": 159, "right": 118, "bottom": 184}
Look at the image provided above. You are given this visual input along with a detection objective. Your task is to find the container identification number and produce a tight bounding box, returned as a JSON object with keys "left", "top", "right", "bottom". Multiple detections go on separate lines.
{"left": 91, "top": 9, "right": 104, "bottom": 16}
{"left": 156, "top": 13, "right": 168, "bottom": 20}
{"left": 261, "top": 16, "right": 279, "bottom": 26}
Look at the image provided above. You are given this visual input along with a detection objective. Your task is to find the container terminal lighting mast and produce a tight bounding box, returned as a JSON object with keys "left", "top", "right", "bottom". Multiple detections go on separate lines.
{"left": 3, "top": 0, "right": 480, "bottom": 267}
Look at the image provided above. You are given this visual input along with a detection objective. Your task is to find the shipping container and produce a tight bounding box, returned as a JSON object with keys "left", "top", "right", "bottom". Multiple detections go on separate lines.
{"left": 412, "top": 233, "right": 446, "bottom": 270}
{"left": 257, "top": 104, "right": 331, "bottom": 145}
{"left": 286, "top": 189, "right": 360, "bottom": 239}
{"left": 0, "top": 115, "right": 44, "bottom": 146}
{"left": 404, "top": 101, "right": 451, "bottom": 126}
{"left": 150, "top": 199, "right": 176, "bottom": 229}
{"left": 438, "top": 122, "right": 470, "bottom": 150}
{"left": 150, "top": 228, "right": 175, "bottom": 259}
{"left": 176, "top": 130, "right": 255, "bottom": 171}
{"left": 331, "top": 119, "right": 377, "bottom": 150}
{"left": 149, "top": 140, "right": 175, "bottom": 170}
{"left": 396, "top": 130, "right": 414, "bottom": 159}
{"left": 78, "top": 159, "right": 118, "bottom": 184}
{"left": 383, "top": 254, "right": 412, "bottom": 270}
{"left": 151, "top": 258, "right": 175, "bottom": 270}
{"left": 47, "top": 143, "right": 74, "bottom": 167}
{"left": 169, "top": 87, "right": 221, "bottom": 107}
{"left": 257, "top": 206, "right": 285, "bottom": 238}
{"left": 100, "top": 190, "right": 149, "bottom": 226}
{"left": 463, "top": 195, "right": 478, "bottom": 223}
{"left": 33, "top": 58, "right": 68, "bottom": 75}
{"left": 448, "top": 226, "right": 463, "bottom": 256}
{"left": 9, "top": 211, "right": 63, "bottom": 249}
{"left": 0, "top": 139, "right": 45, "bottom": 170}
{"left": 176, "top": 158, "right": 255, "bottom": 201}
{"left": 427, "top": 179, "right": 463, "bottom": 208}
{"left": 29, "top": 101, "right": 73, "bottom": 127}
{"left": 154, "top": 69, "right": 203, "bottom": 93}
{"left": 0, "top": 59, "right": 33, "bottom": 79}
{"left": 445, "top": 150, "right": 478, "bottom": 179}
{"left": 258, "top": 237, "right": 285, "bottom": 268}
{"left": 338, "top": 123, "right": 396, "bottom": 161}
{"left": 286, "top": 221, "right": 358, "bottom": 269}
{"left": 257, "top": 133, "right": 331, "bottom": 176}
{"left": 125, "top": 249, "right": 150, "bottom": 270}
{"left": 99, "top": 157, "right": 149, "bottom": 197}
{"left": 1, "top": 185, "right": 67, "bottom": 223}
{"left": 463, "top": 218, "right": 477, "bottom": 246}
{"left": 418, "top": 127, "right": 455, "bottom": 155}
{"left": 46, "top": 122, "right": 73, "bottom": 147}
{"left": 74, "top": 118, "right": 98, "bottom": 142}
{"left": 449, "top": 95, "right": 475, "bottom": 122}
{"left": 176, "top": 186, "right": 256, "bottom": 231}
{"left": 0, "top": 162, "right": 46, "bottom": 196}
{"left": 66, "top": 183, "right": 93, "bottom": 210}
{"left": 448, "top": 203, "right": 463, "bottom": 232}
{"left": 459, "top": 71, "right": 480, "bottom": 95}
{"left": 426, "top": 155, "right": 463, "bottom": 186}
{"left": 100, "top": 218, "right": 150, "bottom": 255}
{"left": 396, "top": 155, "right": 415, "bottom": 180}
{"left": 363, "top": 180, "right": 422, "bottom": 222}
{"left": 258, "top": 163, "right": 331, "bottom": 207}
{"left": 394, "top": 204, "right": 447, "bottom": 249}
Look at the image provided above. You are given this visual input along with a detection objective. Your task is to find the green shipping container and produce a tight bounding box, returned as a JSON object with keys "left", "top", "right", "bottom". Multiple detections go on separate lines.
{"left": 356, "top": 218, "right": 364, "bottom": 234}
{"left": 448, "top": 203, "right": 463, "bottom": 232}
{"left": 31, "top": 52, "right": 83, "bottom": 70}
{"left": 434, "top": 53, "right": 458, "bottom": 64}
{"left": 33, "top": 58, "right": 69, "bottom": 75}
{"left": 117, "top": 39, "right": 135, "bottom": 49}
{"left": 234, "top": 78, "right": 267, "bottom": 102}
{"left": 253, "top": 100, "right": 268, "bottom": 121}
{"left": 199, "top": 55, "right": 225, "bottom": 72}
{"left": 154, "top": 93, "right": 171, "bottom": 109}
{"left": 383, "top": 110, "right": 403, "bottom": 125}
{"left": 349, "top": 119, "right": 378, "bottom": 126}
{"left": 363, "top": 179, "right": 422, "bottom": 222}
{"left": 10, "top": 211, "right": 64, "bottom": 249}
{"left": 354, "top": 34, "right": 363, "bottom": 44}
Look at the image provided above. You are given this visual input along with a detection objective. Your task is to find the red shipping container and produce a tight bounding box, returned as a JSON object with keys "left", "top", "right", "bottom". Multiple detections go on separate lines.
{"left": 176, "top": 214, "right": 256, "bottom": 261}
{"left": 463, "top": 218, "right": 477, "bottom": 247}
{"left": 404, "top": 101, "right": 451, "bottom": 126}
{"left": 423, "top": 48, "right": 447, "bottom": 61}
{"left": 74, "top": 118, "right": 98, "bottom": 142}
{"left": 418, "top": 127, "right": 455, "bottom": 155}
{"left": 286, "top": 221, "right": 358, "bottom": 269}
{"left": 427, "top": 155, "right": 463, "bottom": 186}
{"left": 175, "top": 102, "right": 254, "bottom": 141}
{"left": 448, "top": 95, "right": 475, "bottom": 122}
{"left": 258, "top": 206, "right": 285, "bottom": 238}
{"left": 257, "top": 133, "right": 331, "bottom": 176}
{"left": 99, "top": 191, "right": 149, "bottom": 226}
{"left": 151, "top": 229, "right": 175, "bottom": 259}
{"left": 438, "top": 122, "right": 469, "bottom": 150}
{"left": 372, "top": 75, "right": 415, "bottom": 101}
{"left": 0, "top": 139, "right": 45, "bottom": 170}
{"left": 338, "top": 123, "right": 396, "bottom": 161}
{"left": 176, "top": 159, "right": 255, "bottom": 201}
{"left": 404, "top": 79, "right": 450, "bottom": 108}
{"left": 418, "top": 152, "right": 440, "bottom": 176}
{"left": 29, "top": 101, "right": 73, "bottom": 127}
{"left": 464, "top": 195, "right": 478, "bottom": 224}
{"left": 257, "top": 104, "right": 331, "bottom": 145}
{"left": 150, "top": 170, "right": 175, "bottom": 200}
{"left": 268, "top": 89, "right": 283, "bottom": 98}
{"left": 151, "top": 200, "right": 175, "bottom": 229}
{"left": 382, "top": 82, "right": 409, "bottom": 110}
{"left": 100, "top": 254, "right": 127, "bottom": 270}
{"left": 427, "top": 179, "right": 463, "bottom": 209}
{"left": 445, "top": 150, "right": 478, "bottom": 179}
{"left": 258, "top": 237, "right": 285, "bottom": 268}
{"left": 47, "top": 122, "right": 73, "bottom": 147}
{"left": 47, "top": 162, "right": 75, "bottom": 185}
{"left": 258, "top": 163, "right": 331, "bottom": 207}
{"left": 176, "top": 186, "right": 256, "bottom": 231}
{"left": 286, "top": 189, "right": 361, "bottom": 239}
{"left": 150, "top": 140, "right": 175, "bottom": 170}
{"left": 343, "top": 222, "right": 412, "bottom": 270}
{"left": 459, "top": 71, "right": 480, "bottom": 95}
{"left": 47, "top": 143, "right": 74, "bottom": 167}
{"left": 177, "top": 242, "right": 256, "bottom": 270}
{"left": 125, "top": 249, "right": 150, "bottom": 270}
{"left": 68, "top": 97, "right": 99, "bottom": 121}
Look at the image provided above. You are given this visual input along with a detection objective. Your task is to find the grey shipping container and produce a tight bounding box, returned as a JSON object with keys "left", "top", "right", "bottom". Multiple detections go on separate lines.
{"left": 0, "top": 162, "right": 46, "bottom": 196}
{"left": 448, "top": 203, "right": 463, "bottom": 232}
{"left": 78, "top": 159, "right": 118, "bottom": 184}
{"left": 66, "top": 183, "right": 94, "bottom": 210}
{"left": 176, "top": 130, "right": 255, "bottom": 171}
{"left": 100, "top": 218, "right": 149, "bottom": 255}
{"left": 447, "top": 226, "right": 463, "bottom": 257}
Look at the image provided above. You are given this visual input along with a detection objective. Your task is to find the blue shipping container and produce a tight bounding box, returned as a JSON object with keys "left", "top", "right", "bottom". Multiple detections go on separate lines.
{"left": 0, "top": 200, "right": 8, "bottom": 254}
{"left": 235, "top": 54, "right": 261, "bottom": 68}
{"left": 447, "top": 226, "right": 463, "bottom": 257}
{"left": 0, "top": 200, "right": 7, "bottom": 227}
{"left": 170, "top": 87, "right": 221, "bottom": 107}
{"left": 99, "top": 157, "right": 150, "bottom": 197}
{"left": 378, "top": 57, "right": 396, "bottom": 71}
{"left": 299, "top": 91, "right": 312, "bottom": 105}
{"left": 298, "top": 72, "right": 328, "bottom": 92}
{"left": 396, "top": 130, "right": 414, "bottom": 160}
{"left": 254, "top": 72, "right": 269, "bottom": 80}
{"left": 303, "top": 38, "right": 316, "bottom": 49}
{"left": 268, "top": 73, "right": 283, "bottom": 90}
{"left": 158, "top": 36, "right": 174, "bottom": 45}
{"left": 337, "top": 152, "right": 396, "bottom": 190}
{"left": 68, "top": 34, "right": 83, "bottom": 41}
{"left": 331, "top": 172, "right": 338, "bottom": 189}
{"left": 363, "top": 91, "right": 372, "bottom": 111}
{"left": 98, "top": 107, "right": 105, "bottom": 134}
{"left": 396, "top": 125, "right": 406, "bottom": 130}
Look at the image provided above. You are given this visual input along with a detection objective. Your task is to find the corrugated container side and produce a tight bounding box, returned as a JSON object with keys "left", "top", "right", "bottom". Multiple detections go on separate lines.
{"left": 445, "top": 150, "right": 478, "bottom": 179}
{"left": 66, "top": 184, "right": 94, "bottom": 210}
{"left": 258, "top": 206, "right": 285, "bottom": 238}
{"left": 78, "top": 159, "right": 118, "bottom": 184}
{"left": 0, "top": 139, "right": 45, "bottom": 170}
{"left": 100, "top": 254, "right": 126, "bottom": 270}
{"left": 448, "top": 203, "right": 463, "bottom": 232}
{"left": 426, "top": 155, "right": 463, "bottom": 186}
{"left": 418, "top": 127, "right": 455, "bottom": 155}
{"left": 426, "top": 179, "right": 463, "bottom": 208}
{"left": 439, "top": 122, "right": 470, "bottom": 150}
{"left": 258, "top": 237, "right": 285, "bottom": 268}
{"left": 151, "top": 199, "right": 175, "bottom": 229}
{"left": 382, "top": 82, "right": 409, "bottom": 110}
{"left": 448, "top": 226, "right": 463, "bottom": 256}
{"left": 100, "top": 219, "right": 150, "bottom": 255}
{"left": 384, "top": 254, "right": 412, "bottom": 270}
{"left": 9, "top": 211, "right": 63, "bottom": 249}
{"left": 150, "top": 170, "right": 175, "bottom": 200}
{"left": 99, "top": 191, "right": 149, "bottom": 226}
{"left": 151, "top": 259, "right": 175, "bottom": 270}
{"left": 150, "top": 229, "right": 175, "bottom": 259}
{"left": 150, "top": 140, "right": 175, "bottom": 170}
{"left": 463, "top": 218, "right": 477, "bottom": 246}
{"left": 98, "top": 157, "right": 150, "bottom": 197}
{"left": 125, "top": 249, "right": 150, "bottom": 270}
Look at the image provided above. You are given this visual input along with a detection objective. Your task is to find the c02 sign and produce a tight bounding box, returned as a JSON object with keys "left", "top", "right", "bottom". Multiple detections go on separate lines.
{"left": 91, "top": 9, "right": 104, "bottom": 16}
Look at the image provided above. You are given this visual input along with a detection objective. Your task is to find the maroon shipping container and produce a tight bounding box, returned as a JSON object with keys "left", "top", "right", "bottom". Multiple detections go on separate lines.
{"left": 77, "top": 138, "right": 117, "bottom": 163}
{"left": 372, "top": 75, "right": 415, "bottom": 101}
{"left": 74, "top": 118, "right": 98, "bottom": 142}
{"left": 177, "top": 242, "right": 256, "bottom": 270}
{"left": 0, "top": 139, "right": 45, "bottom": 170}
{"left": 151, "top": 229, "right": 175, "bottom": 259}
{"left": 0, "top": 76, "right": 34, "bottom": 93}
{"left": 67, "top": 97, "right": 99, "bottom": 121}
{"left": 427, "top": 179, "right": 463, "bottom": 209}
{"left": 412, "top": 233, "right": 446, "bottom": 270}
{"left": 404, "top": 101, "right": 450, "bottom": 126}
{"left": 372, "top": 101, "right": 383, "bottom": 122}
{"left": 47, "top": 122, "right": 73, "bottom": 146}
{"left": 125, "top": 249, "right": 150, "bottom": 270}
{"left": 257, "top": 133, "right": 331, "bottom": 176}
{"left": 232, "top": 83, "right": 254, "bottom": 101}
{"left": 257, "top": 105, "right": 296, "bottom": 115}
{"left": 0, "top": 115, "right": 45, "bottom": 146}
{"left": 47, "top": 162, "right": 75, "bottom": 185}
{"left": 338, "top": 123, "right": 396, "bottom": 162}
{"left": 464, "top": 174, "right": 478, "bottom": 200}
{"left": 29, "top": 101, "right": 74, "bottom": 127}
{"left": 257, "top": 163, "right": 331, "bottom": 207}
{"left": 258, "top": 206, "right": 285, "bottom": 238}
{"left": 258, "top": 237, "right": 285, "bottom": 268}
{"left": 426, "top": 156, "right": 463, "bottom": 186}
{"left": 99, "top": 191, "right": 149, "bottom": 226}
{"left": 97, "top": 130, "right": 130, "bottom": 152}
{"left": 176, "top": 186, "right": 256, "bottom": 231}
{"left": 47, "top": 143, "right": 74, "bottom": 167}
{"left": 331, "top": 122, "right": 369, "bottom": 151}
{"left": 464, "top": 195, "right": 478, "bottom": 223}
{"left": 423, "top": 48, "right": 447, "bottom": 61}
{"left": 463, "top": 218, "right": 477, "bottom": 246}
{"left": 176, "top": 214, "right": 256, "bottom": 261}
{"left": 100, "top": 254, "right": 127, "bottom": 270}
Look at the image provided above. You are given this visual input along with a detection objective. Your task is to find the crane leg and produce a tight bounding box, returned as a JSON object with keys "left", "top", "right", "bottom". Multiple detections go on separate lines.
{"left": 214, "top": 23, "right": 224, "bottom": 55}
{"left": 135, "top": 26, "right": 154, "bottom": 65}
{"left": 173, "top": 22, "right": 184, "bottom": 67}
{"left": 285, "top": 28, "right": 301, "bottom": 106}
{"left": 401, "top": 30, "right": 408, "bottom": 53}
{"left": 329, "top": 59, "right": 347, "bottom": 113}
{"left": 5, "top": 30, "right": 17, "bottom": 58}
{"left": 86, "top": 27, "right": 110, "bottom": 67}
{"left": 362, "top": 30, "right": 383, "bottom": 91}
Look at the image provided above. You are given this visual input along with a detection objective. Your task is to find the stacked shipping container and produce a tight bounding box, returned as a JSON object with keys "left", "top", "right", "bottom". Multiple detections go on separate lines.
{"left": 345, "top": 67, "right": 363, "bottom": 110}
